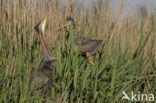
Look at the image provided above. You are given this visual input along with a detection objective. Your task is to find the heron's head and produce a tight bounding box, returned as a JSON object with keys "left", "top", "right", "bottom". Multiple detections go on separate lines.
{"left": 34, "top": 15, "right": 48, "bottom": 34}
{"left": 59, "top": 17, "right": 74, "bottom": 30}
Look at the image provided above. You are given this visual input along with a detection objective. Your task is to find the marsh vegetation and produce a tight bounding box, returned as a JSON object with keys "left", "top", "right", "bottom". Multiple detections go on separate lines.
{"left": 0, "top": 0, "right": 156, "bottom": 102}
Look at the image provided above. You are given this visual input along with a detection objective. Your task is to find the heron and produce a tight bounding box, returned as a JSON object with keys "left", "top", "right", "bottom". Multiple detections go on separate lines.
{"left": 59, "top": 17, "right": 103, "bottom": 64}
{"left": 31, "top": 14, "right": 57, "bottom": 91}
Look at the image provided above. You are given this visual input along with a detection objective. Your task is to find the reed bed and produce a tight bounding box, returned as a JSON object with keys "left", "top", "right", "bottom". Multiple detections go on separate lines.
{"left": 0, "top": 0, "right": 156, "bottom": 102}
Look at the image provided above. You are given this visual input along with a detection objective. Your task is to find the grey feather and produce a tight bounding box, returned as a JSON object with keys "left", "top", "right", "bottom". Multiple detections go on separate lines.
{"left": 74, "top": 37, "right": 103, "bottom": 53}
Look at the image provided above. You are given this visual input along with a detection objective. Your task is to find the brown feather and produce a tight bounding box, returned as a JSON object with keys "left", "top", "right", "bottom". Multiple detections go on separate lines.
{"left": 74, "top": 37, "right": 103, "bottom": 53}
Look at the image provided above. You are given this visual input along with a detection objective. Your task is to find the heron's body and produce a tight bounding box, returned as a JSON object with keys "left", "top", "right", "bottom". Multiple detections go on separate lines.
{"left": 73, "top": 37, "right": 103, "bottom": 54}
{"left": 60, "top": 17, "right": 103, "bottom": 64}
{"left": 31, "top": 14, "right": 56, "bottom": 91}
{"left": 31, "top": 63, "right": 53, "bottom": 91}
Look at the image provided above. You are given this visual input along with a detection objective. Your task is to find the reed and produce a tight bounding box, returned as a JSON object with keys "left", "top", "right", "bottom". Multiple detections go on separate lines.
{"left": 0, "top": 0, "right": 156, "bottom": 102}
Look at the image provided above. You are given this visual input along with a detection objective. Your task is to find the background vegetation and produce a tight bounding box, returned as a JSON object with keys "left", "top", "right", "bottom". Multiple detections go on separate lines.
{"left": 0, "top": 0, "right": 156, "bottom": 102}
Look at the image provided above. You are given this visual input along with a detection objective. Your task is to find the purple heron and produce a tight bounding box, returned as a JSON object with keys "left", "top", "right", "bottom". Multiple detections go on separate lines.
{"left": 59, "top": 17, "right": 103, "bottom": 64}
{"left": 31, "top": 14, "right": 57, "bottom": 91}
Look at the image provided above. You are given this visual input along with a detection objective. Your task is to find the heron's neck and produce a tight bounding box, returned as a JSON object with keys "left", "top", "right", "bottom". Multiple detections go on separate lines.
{"left": 65, "top": 29, "right": 69, "bottom": 40}
{"left": 39, "top": 30, "right": 51, "bottom": 57}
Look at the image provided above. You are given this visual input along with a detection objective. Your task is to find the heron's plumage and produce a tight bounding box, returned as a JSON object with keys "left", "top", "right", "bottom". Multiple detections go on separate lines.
{"left": 32, "top": 14, "right": 56, "bottom": 91}
{"left": 74, "top": 37, "right": 103, "bottom": 53}
{"left": 60, "top": 17, "right": 103, "bottom": 64}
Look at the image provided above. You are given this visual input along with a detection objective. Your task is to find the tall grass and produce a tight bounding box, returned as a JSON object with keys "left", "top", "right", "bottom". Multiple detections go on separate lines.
{"left": 0, "top": 0, "right": 156, "bottom": 102}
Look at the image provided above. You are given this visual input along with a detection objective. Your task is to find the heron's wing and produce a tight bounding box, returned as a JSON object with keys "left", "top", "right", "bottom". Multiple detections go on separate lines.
{"left": 75, "top": 37, "right": 91, "bottom": 45}
{"left": 31, "top": 62, "right": 53, "bottom": 90}
{"left": 38, "top": 62, "right": 53, "bottom": 72}
{"left": 75, "top": 37, "right": 103, "bottom": 52}
{"left": 31, "top": 70, "right": 49, "bottom": 89}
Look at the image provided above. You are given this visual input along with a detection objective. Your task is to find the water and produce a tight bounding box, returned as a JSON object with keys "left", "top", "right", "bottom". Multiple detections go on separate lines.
{"left": 62, "top": 0, "right": 156, "bottom": 18}
{"left": 5, "top": 0, "right": 156, "bottom": 18}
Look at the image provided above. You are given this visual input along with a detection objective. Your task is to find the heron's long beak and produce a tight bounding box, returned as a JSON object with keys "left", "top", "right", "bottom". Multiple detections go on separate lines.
{"left": 39, "top": 13, "right": 49, "bottom": 33}
{"left": 58, "top": 21, "right": 72, "bottom": 29}
{"left": 34, "top": 13, "right": 49, "bottom": 32}
{"left": 40, "top": 13, "right": 49, "bottom": 26}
